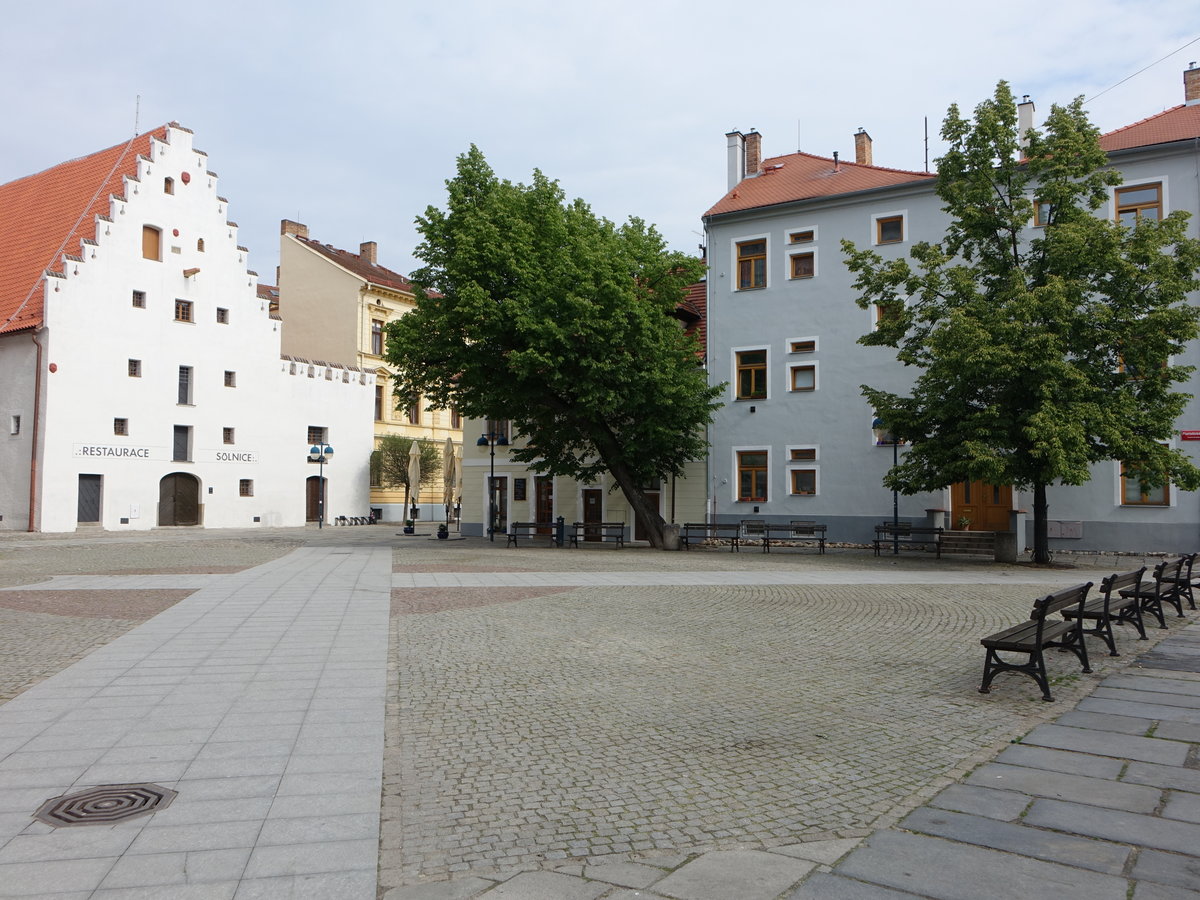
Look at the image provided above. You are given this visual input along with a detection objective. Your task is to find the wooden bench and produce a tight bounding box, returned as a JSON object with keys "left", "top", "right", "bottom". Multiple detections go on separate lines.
{"left": 979, "top": 582, "right": 1093, "bottom": 702}
{"left": 1061, "top": 567, "right": 1147, "bottom": 657}
{"left": 1119, "top": 557, "right": 1186, "bottom": 629}
{"left": 506, "top": 521, "right": 561, "bottom": 548}
{"left": 681, "top": 522, "right": 740, "bottom": 551}
{"left": 760, "top": 521, "right": 827, "bottom": 554}
{"left": 874, "top": 522, "right": 943, "bottom": 557}
{"left": 569, "top": 522, "right": 625, "bottom": 548}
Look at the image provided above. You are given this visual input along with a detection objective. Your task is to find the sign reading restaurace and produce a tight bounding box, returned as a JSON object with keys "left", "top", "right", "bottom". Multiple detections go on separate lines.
{"left": 1181, "top": 431, "right": 1200, "bottom": 441}
{"left": 74, "top": 444, "right": 160, "bottom": 459}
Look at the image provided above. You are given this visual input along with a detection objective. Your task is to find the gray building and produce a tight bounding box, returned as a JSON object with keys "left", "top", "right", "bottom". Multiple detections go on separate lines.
{"left": 701, "top": 68, "right": 1200, "bottom": 554}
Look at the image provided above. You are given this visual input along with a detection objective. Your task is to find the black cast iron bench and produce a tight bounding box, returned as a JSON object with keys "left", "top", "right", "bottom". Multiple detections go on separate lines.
{"left": 681, "top": 522, "right": 741, "bottom": 551}
{"left": 1119, "top": 556, "right": 1186, "bottom": 629}
{"left": 979, "top": 582, "right": 1093, "bottom": 702}
{"left": 874, "top": 522, "right": 942, "bottom": 557}
{"left": 1061, "top": 567, "right": 1148, "bottom": 657}
{"left": 760, "top": 521, "right": 827, "bottom": 554}
{"left": 506, "top": 522, "right": 561, "bottom": 547}
{"left": 569, "top": 522, "right": 625, "bottom": 548}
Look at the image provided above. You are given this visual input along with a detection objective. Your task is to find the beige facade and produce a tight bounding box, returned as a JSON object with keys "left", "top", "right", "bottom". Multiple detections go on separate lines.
{"left": 277, "top": 221, "right": 462, "bottom": 520}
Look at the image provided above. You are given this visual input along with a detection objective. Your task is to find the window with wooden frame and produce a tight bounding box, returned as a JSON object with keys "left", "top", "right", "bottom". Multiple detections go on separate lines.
{"left": 1033, "top": 201, "right": 1053, "bottom": 227}
{"left": 223, "top": 427, "right": 235, "bottom": 445}
{"left": 736, "top": 239, "right": 767, "bottom": 289}
{"left": 371, "top": 319, "right": 384, "bottom": 356}
{"left": 789, "top": 447, "right": 817, "bottom": 461}
{"left": 196, "top": 238, "right": 205, "bottom": 252}
{"left": 450, "top": 407, "right": 462, "bottom": 429}
{"left": 407, "top": 394, "right": 421, "bottom": 425}
{"left": 128, "top": 359, "right": 141, "bottom": 377}
{"left": 875, "top": 215, "right": 904, "bottom": 244}
{"left": 163, "top": 177, "right": 174, "bottom": 195}
{"left": 1116, "top": 183, "right": 1162, "bottom": 226}
{"left": 789, "top": 339, "right": 816, "bottom": 354}
{"left": 113, "top": 418, "right": 128, "bottom": 436}
{"left": 1120, "top": 461, "right": 1169, "bottom": 506}
{"left": 788, "top": 229, "right": 814, "bottom": 244}
{"left": 789, "top": 252, "right": 815, "bottom": 279}
{"left": 736, "top": 350, "right": 767, "bottom": 400}
{"left": 142, "top": 226, "right": 162, "bottom": 260}
{"left": 174, "top": 299, "right": 193, "bottom": 322}
{"left": 790, "top": 468, "right": 817, "bottom": 495}
{"left": 239, "top": 479, "right": 254, "bottom": 497}
{"left": 737, "top": 450, "right": 768, "bottom": 501}
{"left": 790, "top": 364, "right": 816, "bottom": 391}
{"left": 374, "top": 386, "right": 385, "bottom": 422}
{"left": 486, "top": 418, "right": 511, "bottom": 441}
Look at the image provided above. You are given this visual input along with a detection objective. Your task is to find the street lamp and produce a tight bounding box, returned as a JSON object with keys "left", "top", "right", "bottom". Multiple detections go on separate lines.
{"left": 871, "top": 418, "right": 899, "bottom": 556}
{"left": 308, "top": 444, "right": 334, "bottom": 529}
{"left": 476, "top": 428, "right": 509, "bottom": 542}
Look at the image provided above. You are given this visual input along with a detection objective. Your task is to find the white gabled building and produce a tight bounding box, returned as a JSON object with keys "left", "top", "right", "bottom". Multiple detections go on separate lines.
{"left": 0, "top": 123, "right": 373, "bottom": 533}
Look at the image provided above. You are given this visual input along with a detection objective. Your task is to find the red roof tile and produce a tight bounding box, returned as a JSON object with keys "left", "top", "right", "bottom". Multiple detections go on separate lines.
{"left": 0, "top": 125, "right": 170, "bottom": 335}
{"left": 296, "top": 237, "right": 416, "bottom": 294}
{"left": 1099, "top": 104, "right": 1200, "bottom": 152}
{"left": 677, "top": 280, "right": 707, "bottom": 356}
{"left": 704, "top": 152, "right": 933, "bottom": 218}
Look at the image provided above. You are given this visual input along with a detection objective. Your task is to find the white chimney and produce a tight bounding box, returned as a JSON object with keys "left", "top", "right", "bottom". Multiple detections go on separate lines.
{"left": 726, "top": 131, "right": 746, "bottom": 190}
{"left": 1017, "top": 95, "right": 1036, "bottom": 150}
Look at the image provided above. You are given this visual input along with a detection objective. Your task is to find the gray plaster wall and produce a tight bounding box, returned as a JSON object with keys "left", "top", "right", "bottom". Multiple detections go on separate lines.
{"left": 0, "top": 332, "right": 37, "bottom": 531}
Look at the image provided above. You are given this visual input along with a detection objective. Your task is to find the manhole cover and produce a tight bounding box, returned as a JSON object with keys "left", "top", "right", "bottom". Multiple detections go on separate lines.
{"left": 34, "top": 783, "right": 177, "bottom": 827}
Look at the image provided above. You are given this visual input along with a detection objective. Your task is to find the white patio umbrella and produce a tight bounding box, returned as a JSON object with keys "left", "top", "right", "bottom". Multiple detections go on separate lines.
{"left": 407, "top": 440, "right": 422, "bottom": 518}
{"left": 442, "top": 436, "right": 455, "bottom": 522}
{"left": 454, "top": 444, "right": 464, "bottom": 511}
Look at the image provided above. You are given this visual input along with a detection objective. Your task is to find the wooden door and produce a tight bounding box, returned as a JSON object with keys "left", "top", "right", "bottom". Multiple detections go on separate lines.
{"left": 951, "top": 481, "right": 1012, "bottom": 532}
{"left": 306, "top": 475, "right": 325, "bottom": 522}
{"left": 582, "top": 489, "right": 603, "bottom": 541}
{"left": 77, "top": 475, "right": 101, "bottom": 523}
{"left": 159, "top": 473, "right": 199, "bottom": 526}
{"left": 535, "top": 477, "right": 553, "bottom": 533}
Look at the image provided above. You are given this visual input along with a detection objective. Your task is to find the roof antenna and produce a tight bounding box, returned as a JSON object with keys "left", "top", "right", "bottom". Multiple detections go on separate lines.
{"left": 924, "top": 116, "right": 929, "bottom": 172}
{"left": 134, "top": 95, "right": 140, "bottom": 136}
{"left": 797, "top": 118, "right": 801, "bottom": 153}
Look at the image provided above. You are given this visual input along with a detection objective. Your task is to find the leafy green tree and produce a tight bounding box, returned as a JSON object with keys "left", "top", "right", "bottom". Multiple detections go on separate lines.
{"left": 843, "top": 81, "right": 1200, "bottom": 563}
{"left": 370, "top": 435, "right": 441, "bottom": 517}
{"left": 384, "top": 146, "right": 719, "bottom": 548}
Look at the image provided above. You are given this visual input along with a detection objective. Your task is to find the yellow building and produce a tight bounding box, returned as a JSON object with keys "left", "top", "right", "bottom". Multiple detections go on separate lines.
{"left": 276, "top": 220, "right": 461, "bottom": 521}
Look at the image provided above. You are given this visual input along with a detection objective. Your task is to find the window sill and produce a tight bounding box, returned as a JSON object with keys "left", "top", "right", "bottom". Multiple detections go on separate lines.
{"left": 735, "top": 286, "right": 767, "bottom": 292}
{"left": 734, "top": 397, "right": 766, "bottom": 403}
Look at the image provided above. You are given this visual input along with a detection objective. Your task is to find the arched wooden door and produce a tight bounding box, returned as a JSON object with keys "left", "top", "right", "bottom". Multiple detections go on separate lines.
{"left": 158, "top": 473, "right": 200, "bottom": 526}
{"left": 950, "top": 481, "right": 1012, "bottom": 532}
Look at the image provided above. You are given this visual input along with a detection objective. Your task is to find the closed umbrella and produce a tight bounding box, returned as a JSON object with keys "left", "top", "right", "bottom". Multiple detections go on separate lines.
{"left": 454, "top": 445, "right": 463, "bottom": 517}
{"left": 407, "top": 441, "right": 422, "bottom": 518}
{"left": 442, "top": 437, "right": 455, "bottom": 523}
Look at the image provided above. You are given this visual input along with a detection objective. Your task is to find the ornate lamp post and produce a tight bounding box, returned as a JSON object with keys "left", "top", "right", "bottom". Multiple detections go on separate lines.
{"left": 308, "top": 443, "right": 334, "bottom": 529}
{"left": 871, "top": 418, "right": 899, "bottom": 555}
{"left": 476, "top": 429, "right": 509, "bottom": 542}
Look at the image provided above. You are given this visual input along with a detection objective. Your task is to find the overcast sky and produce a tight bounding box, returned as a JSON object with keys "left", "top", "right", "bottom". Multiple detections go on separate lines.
{"left": 3, "top": 1, "right": 1198, "bottom": 282}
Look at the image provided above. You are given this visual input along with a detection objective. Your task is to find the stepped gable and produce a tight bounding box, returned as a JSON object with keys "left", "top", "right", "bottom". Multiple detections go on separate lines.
{"left": 704, "top": 151, "right": 933, "bottom": 218}
{"left": 1099, "top": 103, "right": 1200, "bottom": 152}
{"left": 0, "top": 125, "right": 171, "bottom": 335}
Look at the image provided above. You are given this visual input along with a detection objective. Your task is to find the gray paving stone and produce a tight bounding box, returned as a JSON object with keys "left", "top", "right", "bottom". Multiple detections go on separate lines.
{"left": 583, "top": 860, "right": 666, "bottom": 889}
{"left": 1105, "top": 673, "right": 1200, "bottom": 696}
{"left": 1055, "top": 709, "right": 1155, "bottom": 735}
{"left": 474, "top": 870, "right": 608, "bottom": 899}
{"left": 98, "top": 847, "right": 251, "bottom": 889}
{"left": 900, "top": 806, "right": 1130, "bottom": 875}
{"left": 966, "top": 762, "right": 1161, "bottom": 812}
{"left": 1122, "top": 760, "right": 1200, "bottom": 793}
{"left": 1131, "top": 849, "right": 1200, "bottom": 894}
{"left": 92, "top": 884, "right": 238, "bottom": 899}
{"left": 0, "top": 856, "right": 119, "bottom": 895}
{"left": 1079, "top": 696, "right": 1200, "bottom": 724}
{"left": 1094, "top": 685, "right": 1200, "bottom": 709}
{"left": 0, "top": 828, "right": 138, "bottom": 864}
{"left": 1022, "top": 723, "right": 1189, "bottom": 765}
{"left": 652, "top": 850, "right": 815, "bottom": 900}
{"left": 1024, "top": 798, "right": 1200, "bottom": 854}
{"left": 232, "top": 870, "right": 376, "bottom": 898}
{"left": 1154, "top": 720, "right": 1200, "bottom": 743}
{"left": 240, "top": 838, "right": 377, "bottom": 878}
{"left": 995, "top": 743, "right": 1126, "bottom": 778}
{"left": 770, "top": 838, "right": 863, "bottom": 865}
{"left": 786, "top": 872, "right": 926, "bottom": 899}
{"left": 926, "top": 783, "right": 1031, "bottom": 820}
{"left": 382, "top": 877, "right": 498, "bottom": 900}
{"left": 1133, "top": 879, "right": 1200, "bottom": 900}
{"left": 1163, "top": 791, "right": 1200, "bottom": 824}
{"left": 835, "top": 829, "right": 1128, "bottom": 899}
{"left": 256, "top": 812, "right": 377, "bottom": 845}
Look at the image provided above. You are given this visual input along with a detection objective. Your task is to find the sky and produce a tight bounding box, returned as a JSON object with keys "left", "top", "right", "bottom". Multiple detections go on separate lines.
{"left": 3, "top": 1, "right": 1199, "bottom": 283}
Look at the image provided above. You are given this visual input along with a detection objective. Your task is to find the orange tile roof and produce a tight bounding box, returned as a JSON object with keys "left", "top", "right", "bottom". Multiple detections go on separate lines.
{"left": 296, "top": 237, "right": 416, "bottom": 294}
{"left": 0, "top": 125, "right": 170, "bottom": 335}
{"left": 677, "top": 280, "right": 707, "bottom": 356}
{"left": 1099, "top": 103, "right": 1200, "bottom": 152}
{"left": 704, "top": 152, "right": 934, "bottom": 218}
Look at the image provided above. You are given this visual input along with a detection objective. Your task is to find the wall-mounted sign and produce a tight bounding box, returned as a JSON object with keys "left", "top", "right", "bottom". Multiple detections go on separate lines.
{"left": 513, "top": 478, "right": 527, "bottom": 501}
{"left": 1181, "top": 431, "right": 1200, "bottom": 441}
{"left": 74, "top": 444, "right": 159, "bottom": 459}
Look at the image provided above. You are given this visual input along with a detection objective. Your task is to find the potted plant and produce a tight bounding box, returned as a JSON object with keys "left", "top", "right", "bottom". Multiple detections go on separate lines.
{"left": 956, "top": 515, "right": 972, "bottom": 531}
{"left": 403, "top": 519, "right": 415, "bottom": 534}
{"left": 437, "top": 524, "right": 449, "bottom": 540}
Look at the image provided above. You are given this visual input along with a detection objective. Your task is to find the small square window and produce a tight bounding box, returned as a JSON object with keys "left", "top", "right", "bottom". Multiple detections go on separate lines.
{"left": 790, "top": 468, "right": 817, "bottom": 495}
{"left": 790, "top": 252, "right": 815, "bottom": 279}
{"left": 128, "top": 359, "right": 141, "bottom": 377}
{"left": 223, "top": 427, "right": 235, "bottom": 445}
{"left": 790, "top": 447, "right": 817, "bottom": 461}
{"left": 131, "top": 290, "right": 146, "bottom": 308}
{"left": 224, "top": 371, "right": 236, "bottom": 387}
{"left": 114, "top": 417, "right": 128, "bottom": 436}
{"left": 239, "top": 479, "right": 254, "bottom": 497}
{"left": 216, "top": 307, "right": 229, "bottom": 324}
{"left": 307, "top": 426, "right": 327, "bottom": 445}
{"left": 876, "top": 215, "right": 904, "bottom": 244}
{"left": 789, "top": 340, "right": 816, "bottom": 353}
{"left": 10, "top": 415, "right": 20, "bottom": 435}
{"left": 1033, "top": 201, "right": 1053, "bottom": 227}
{"left": 788, "top": 230, "right": 814, "bottom": 244}
{"left": 163, "top": 177, "right": 174, "bottom": 194}
{"left": 790, "top": 365, "right": 816, "bottom": 391}
{"left": 175, "top": 299, "right": 193, "bottom": 322}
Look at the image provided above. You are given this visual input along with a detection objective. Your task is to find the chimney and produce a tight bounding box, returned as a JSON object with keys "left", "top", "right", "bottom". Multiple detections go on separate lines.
{"left": 1186, "top": 63, "right": 1200, "bottom": 105}
{"left": 726, "top": 130, "right": 746, "bottom": 189}
{"left": 854, "top": 128, "right": 873, "bottom": 166}
{"left": 1017, "top": 95, "right": 1036, "bottom": 149}
{"left": 360, "top": 241, "right": 378, "bottom": 265}
{"left": 280, "top": 219, "right": 308, "bottom": 239}
{"left": 744, "top": 130, "right": 762, "bottom": 177}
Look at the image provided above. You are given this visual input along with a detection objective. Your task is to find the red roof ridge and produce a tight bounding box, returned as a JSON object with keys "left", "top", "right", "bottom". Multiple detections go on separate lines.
{"left": 759, "top": 150, "right": 932, "bottom": 179}
{"left": 295, "top": 234, "right": 417, "bottom": 294}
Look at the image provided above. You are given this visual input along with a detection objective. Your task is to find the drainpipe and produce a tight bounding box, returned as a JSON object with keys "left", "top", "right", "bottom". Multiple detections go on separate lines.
{"left": 27, "top": 326, "right": 45, "bottom": 532}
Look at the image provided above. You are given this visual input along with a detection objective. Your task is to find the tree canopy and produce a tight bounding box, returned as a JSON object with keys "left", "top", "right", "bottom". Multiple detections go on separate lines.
{"left": 843, "top": 81, "right": 1200, "bottom": 562}
{"left": 370, "top": 434, "right": 442, "bottom": 517}
{"left": 384, "top": 146, "right": 719, "bottom": 547}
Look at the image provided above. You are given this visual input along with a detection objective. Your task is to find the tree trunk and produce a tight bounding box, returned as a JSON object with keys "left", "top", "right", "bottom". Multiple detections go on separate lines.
{"left": 1032, "top": 481, "right": 1050, "bottom": 564}
{"left": 605, "top": 459, "right": 665, "bottom": 549}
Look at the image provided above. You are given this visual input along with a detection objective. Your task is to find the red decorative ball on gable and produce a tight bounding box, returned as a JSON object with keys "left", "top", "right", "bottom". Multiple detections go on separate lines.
{"left": 180, "top": 171, "right": 191, "bottom": 185}
{"left": 172, "top": 229, "right": 180, "bottom": 237}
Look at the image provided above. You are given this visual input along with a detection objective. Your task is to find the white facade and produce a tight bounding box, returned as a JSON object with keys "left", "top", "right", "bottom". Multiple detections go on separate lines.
{"left": 1, "top": 125, "right": 373, "bottom": 532}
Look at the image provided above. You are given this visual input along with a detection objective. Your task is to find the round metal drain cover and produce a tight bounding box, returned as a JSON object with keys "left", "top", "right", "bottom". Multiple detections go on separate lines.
{"left": 34, "top": 783, "right": 177, "bottom": 827}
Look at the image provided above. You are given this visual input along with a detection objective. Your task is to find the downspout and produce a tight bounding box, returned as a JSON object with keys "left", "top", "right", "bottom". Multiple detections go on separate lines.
{"left": 27, "top": 325, "right": 44, "bottom": 532}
